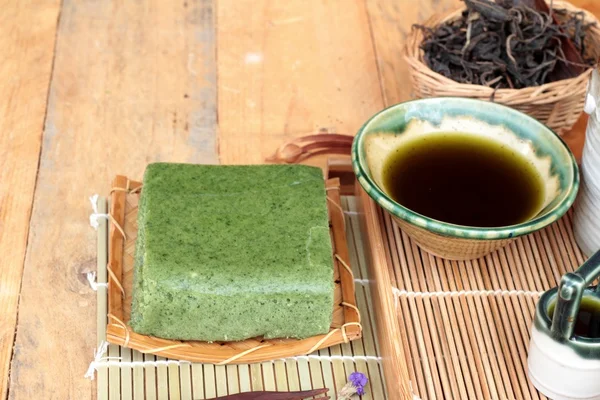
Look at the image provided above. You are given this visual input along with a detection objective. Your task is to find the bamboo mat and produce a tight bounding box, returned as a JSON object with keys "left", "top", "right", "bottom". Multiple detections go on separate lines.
{"left": 92, "top": 196, "right": 388, "bottom": 400}
{"left": 377, "top": 206, "right": 587, "bottom": 400}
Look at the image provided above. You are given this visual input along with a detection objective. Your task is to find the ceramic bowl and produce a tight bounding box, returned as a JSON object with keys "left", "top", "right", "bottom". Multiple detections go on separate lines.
{"left": 528, "top": 250, "right": 600, "bottom": 400}
{"left": 352, "top": 97, "right": 579, "bottom": 260}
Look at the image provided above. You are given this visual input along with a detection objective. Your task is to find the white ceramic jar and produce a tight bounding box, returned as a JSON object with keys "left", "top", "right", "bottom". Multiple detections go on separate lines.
{"left": 574, "top": 68, "right": 600, "bottom": 257}
{"left": 528, "top": 250, "right": 600, "bottom": 400}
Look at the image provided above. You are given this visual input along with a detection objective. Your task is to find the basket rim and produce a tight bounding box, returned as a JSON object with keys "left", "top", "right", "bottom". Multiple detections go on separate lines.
{"left": 403, "top": 0, "right": 600, "bottom": 95}
{"left": 352, "top": 97, "right": 580, "bottom": 240}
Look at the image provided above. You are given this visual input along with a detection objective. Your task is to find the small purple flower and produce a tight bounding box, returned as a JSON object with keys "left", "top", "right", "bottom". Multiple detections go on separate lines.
{"left": 337, "top": 371, "right": 369, "bottom": 399}
{"left": 349, "top": 372, "right": 368, "bottom": 395}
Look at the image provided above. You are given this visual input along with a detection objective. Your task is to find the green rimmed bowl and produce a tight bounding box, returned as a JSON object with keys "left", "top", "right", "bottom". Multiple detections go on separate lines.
{"left": 352, "top": 97, "right": 580, "bottom": 260}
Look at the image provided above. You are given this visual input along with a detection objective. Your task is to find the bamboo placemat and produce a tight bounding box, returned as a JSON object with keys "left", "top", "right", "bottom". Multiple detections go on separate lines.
{"left": 90, "top": 195, "right": 388, "bottom": 399}
{"left": 359, "top": 186, "right": 589, "bottom": 400}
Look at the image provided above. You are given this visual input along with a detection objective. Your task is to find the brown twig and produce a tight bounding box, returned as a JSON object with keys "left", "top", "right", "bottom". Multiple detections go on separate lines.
{"left": 506, "top": 34, "right": 517, "bottom": 65}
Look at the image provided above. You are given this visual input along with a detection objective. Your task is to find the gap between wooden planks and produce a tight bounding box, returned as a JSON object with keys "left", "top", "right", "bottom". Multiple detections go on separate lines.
{"left": 7, "top": 0, "right": 218, "bottom": 398}
{"left": 0, "top": 1, "right": 62, "bottom": 399}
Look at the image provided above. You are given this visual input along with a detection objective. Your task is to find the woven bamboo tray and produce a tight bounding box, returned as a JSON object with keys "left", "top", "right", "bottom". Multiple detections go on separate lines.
{"left": 404, "top": 0, "right": 600, "bottom": 134}
{"left": 104, "top": 175, "right": 361, "bottom": 364}
{"left": 357, "top": 184, "right": 589, "bottom": 400}
{"left": 90, "top": 180, "right": 389, "bottom": 399}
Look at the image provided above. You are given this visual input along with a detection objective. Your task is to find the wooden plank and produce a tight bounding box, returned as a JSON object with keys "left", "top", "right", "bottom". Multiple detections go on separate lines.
{"left": 365, "top": 0, "right": 461, "bottom": 105}
{"left": 284, "top": 359, "right": 300, "bottom": 392}
{"left": 563, "top": 114, "right": 588, "bottom": 162}
{"left": 250, "top": 364, "right": 263, "bottom": 391}
{"left": 357, "top": 188, "right": 413, "bottom": 399}
{"left": 180, "top": 363, "right": 193, "bottom": 400}
{"left": 297, "top": 358, "right": 312, "bottom": 391}
{"left": 317, "top": 350, "right": 336, "bottom": 400}
{"left": 238, "top": 364, "right": 252, "bottom": 393}
{"left": 191, "top": 363, "right": 205, "bottom": 400}
{"left": 97, "top": 199, "right": 109, "bottom": 400}
{"left": 8, "top": 0, "right": 218, "bottom": 397}
{"left": 261, "top": 363, "right": 276, "bottom": 392}
{"left": 168, "top": 362, "right": 181, "bottom": 399}
{"left": 132, "top": 351, "right": 145, "bottom": 400}
{"left": 226, "top": 364, "right": 240, "bottom": 395}
{"left": 156, "top": 357, "right": 169, "bottom": 399}
{"left": 215, "top": 365, "right": 228, "bottom": 396}
{"left": 109, "top": 345, "right": 121, "bottom": 400}
{"left": 344, "top": 198, "right": 387, "bottom": 399}
{"left": 273, "top": 360, "right": 288, "bottom": 392}
{"left": 144, "top": 354, "right": 158, "bottom": 400}
{"left": 307, "top": 357, "right": 324, "bottom": 392}
{"left": 216, "top": 0, "right": 384, "bottom": 164}
{"left": 328, "top": 345, "right": 347, "bottom": 397}
{"left": 120, "top": 331, "right": 133, "bottom": 400}
{"left": 204, "top": 365, "right": 217, "bottom": 399}
{"left": 0, "top": 1, "right": 61, "bottom": 398}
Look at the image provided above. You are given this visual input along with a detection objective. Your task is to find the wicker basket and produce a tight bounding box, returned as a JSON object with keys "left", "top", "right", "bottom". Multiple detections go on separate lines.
{"left": 404, "top": 0, "right": 600, "bottom": 134}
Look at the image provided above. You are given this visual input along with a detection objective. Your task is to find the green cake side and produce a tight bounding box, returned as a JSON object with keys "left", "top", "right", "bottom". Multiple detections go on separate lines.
{"left": 129, "top": 163, "right": 335, "bottom": 341}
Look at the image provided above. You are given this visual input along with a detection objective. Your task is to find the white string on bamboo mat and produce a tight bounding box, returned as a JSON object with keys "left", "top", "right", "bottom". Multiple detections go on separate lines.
{"left": 84, "top": 341, "right": 119, "bottom": 379}
{"left": 391, "top": 287, "right": 544, "bottom": 308}
{"left": 391, "top": 287, "right": 544, "bottom": 298}
{"left": 409, "top": 382, "right": 423, "bottom": 400}
{"left": 354, "top": 278, "right": 370, "bottom": 285}
{"left": 89, "top": 194, "right": 108, "bottom": 229}
{"left": 87, "top": 197, "right": 108, "bottom": 291}
{"left": 408, "top": 381, "right": 421, "bottom": 400}
{"left": 88, "top": 193, "right": 126, "bottom": 239}
{"left": 84, "top": 341, "right": 382, "bottom": 379}
{"left": 86, "top": 271, "right": 107, "bottom": 291}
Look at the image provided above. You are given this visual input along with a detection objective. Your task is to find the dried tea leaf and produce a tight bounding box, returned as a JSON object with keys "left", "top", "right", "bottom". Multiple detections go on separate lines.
{"left": 415, "top": 0, "right": 596, "bottom": 88}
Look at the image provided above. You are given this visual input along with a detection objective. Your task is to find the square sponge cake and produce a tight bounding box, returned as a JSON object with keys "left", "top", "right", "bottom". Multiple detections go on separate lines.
{"left": 129, "top": 163, "right": 335, "bottom": 341}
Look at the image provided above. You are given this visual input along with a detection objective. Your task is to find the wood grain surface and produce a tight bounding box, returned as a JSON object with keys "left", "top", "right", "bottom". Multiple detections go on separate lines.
{"left": 6, "top": 0, "right": 217, "bottom": 398}
{"left": 0, "top": 0, "right": 598, "bottom": 398}
{"left": 365, "top": 0, "right": 461, "bottom": 105}
{"left": 0, "top": 1, "right": 61, "bottom": 398}
{"left": 217, "top": 0, "right": 384, "bottom": 164}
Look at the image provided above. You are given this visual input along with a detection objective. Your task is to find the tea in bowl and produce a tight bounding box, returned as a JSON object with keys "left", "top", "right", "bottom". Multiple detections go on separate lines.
{"left": 352, "top": 98, "right": 579, "bottom": 260}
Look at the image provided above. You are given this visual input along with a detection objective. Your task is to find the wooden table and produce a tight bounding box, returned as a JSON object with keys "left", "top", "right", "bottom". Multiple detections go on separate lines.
{"left": 1, "top": 0, "right": 597, "bottom": 398}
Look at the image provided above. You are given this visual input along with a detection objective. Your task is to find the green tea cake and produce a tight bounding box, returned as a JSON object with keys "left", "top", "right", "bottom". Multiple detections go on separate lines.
{"left": 130, "top": 163, "right": 334, "bottom": 341}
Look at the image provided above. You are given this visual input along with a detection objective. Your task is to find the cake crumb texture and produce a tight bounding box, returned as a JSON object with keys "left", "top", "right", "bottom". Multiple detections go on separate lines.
{"left": 129, "top": 163, "right": 334, "bottom": 341}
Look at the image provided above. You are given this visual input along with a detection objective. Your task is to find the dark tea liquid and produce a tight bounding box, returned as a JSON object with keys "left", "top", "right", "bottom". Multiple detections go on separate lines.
{"left": 381, "top": 133, "right": 545, "bottom": 227}
{"left": 548, "top": 296, "right": 600, "bottom": 338}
